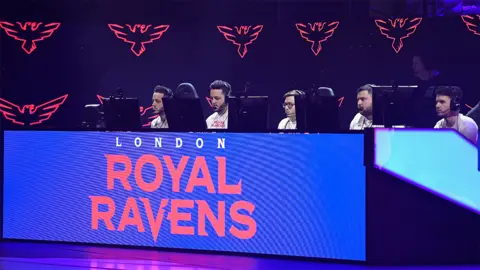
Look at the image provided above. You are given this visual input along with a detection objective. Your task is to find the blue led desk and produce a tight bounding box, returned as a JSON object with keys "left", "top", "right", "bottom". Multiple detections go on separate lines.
{"left": 1, "top": 129, "right": 479, "bottom": 265}
{"left": 367, "top": 128, "right": 480, "bottom": 265}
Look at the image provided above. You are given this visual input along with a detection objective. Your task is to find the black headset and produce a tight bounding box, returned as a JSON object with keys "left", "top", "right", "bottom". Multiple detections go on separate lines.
{"left": 225, "top": 81, "right": 232, "bottom": 97}
{"left": 282, "top": 90, "right": 306, "bottom": 107}
{"left": 164, "top": 87, "right": 174, "bottom": 99}
{"left": 296, "top": 89, "right": 306, "bottom": 98}
{"left": 288, "top": 89, "right": 306, "bottom": 99}
{"left": 154, "top": 85, "right": 173, "bottom": 99}
{"left": 282, "top": 90, "right": 306, "bottom": 111}
{"left": 280, "top": 90, "right": 306, "bottom": 129}
{"left": 220, "top": 81, "right": 232, "bottom": 105}
{"left": 449, "top": 86, "right": 462, "bottom": 111}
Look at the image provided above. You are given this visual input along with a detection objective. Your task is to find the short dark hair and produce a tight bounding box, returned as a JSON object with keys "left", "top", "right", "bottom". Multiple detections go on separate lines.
{"left": 356, "top": 84, "right": 373, "bottom": 95}
{"left": 283, "top": 90, "right": 305, "bottom": 99}
{"left": 210, "top": 80, "right": 231, "bottom": 96}
{"left": 435, "top": 86, "right": 463, "bottom": 101}
{"left": 153, "top": 85, "right": 172, "bottom": 98}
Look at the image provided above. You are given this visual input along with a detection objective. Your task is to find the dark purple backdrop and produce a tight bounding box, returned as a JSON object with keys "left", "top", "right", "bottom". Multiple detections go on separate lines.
{"left": 0, "top": 0, "right": 479, "bottom": 129}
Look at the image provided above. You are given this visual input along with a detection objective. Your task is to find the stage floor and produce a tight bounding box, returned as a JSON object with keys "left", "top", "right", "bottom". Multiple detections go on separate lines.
{"left": 0, "top": 241, "right": 478, "bottom": 270}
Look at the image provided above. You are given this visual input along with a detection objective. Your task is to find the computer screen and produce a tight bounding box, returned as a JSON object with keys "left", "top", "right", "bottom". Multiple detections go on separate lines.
{"left": 228, "top": 96, "right": 269, "bottom": 132}
{"left": 296, "top": 94, "right": 340, "bottom": 132}
{"left": 163, "top": 98, "right": 206, "bottom": 132}
{"left": 372, "top": 85, "right": 417, "bottom": 127}
{"left": 102, "top": 97, "right": 141, "bottom": 130}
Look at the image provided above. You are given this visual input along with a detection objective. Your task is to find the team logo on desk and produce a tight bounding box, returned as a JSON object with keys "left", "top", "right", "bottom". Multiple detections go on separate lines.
{"left": 217, "top": 25, "right": 263, "bottom": 58}
{"left": 96, "top": 95, "right": 155, "bottom": 127}
{"left": 108, "top": 24, "right": 170, "bottom": 56}
{"left": 461, "top": 15, "right": 480, "bottom": 36}
{"left": 374, "top": 18, "right": 422, "bottom": 53}
{"left": 295, "top": 21, "right": 340, "bottom": 56}
{"left": 0, "top": 94, "right": 68, "bottom": 126}
{"left": 90, "top": 136, "right": 256, "bottom": 242}
{"left": 0, "top": 21, "right": 61, "bottom": 54}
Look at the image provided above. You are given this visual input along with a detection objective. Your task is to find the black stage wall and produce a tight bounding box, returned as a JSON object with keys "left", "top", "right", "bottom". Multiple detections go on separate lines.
{"left": 0, "top": 0, "right": 479, "bottom": 129}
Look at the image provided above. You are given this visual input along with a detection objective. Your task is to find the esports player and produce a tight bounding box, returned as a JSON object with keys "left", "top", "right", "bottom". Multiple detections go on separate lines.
{"left": 350, "top": 84, "right": 373, "bottom": 130}
{"left": 434, "top": 86, "right": 478, "bottom": 144}
{"left": 151, "top": 85, "right": 173, "bottom": 129}
{"left": 278, "top": 90, "right": 305, "bottom": 130}
{"left": 206, "top": 80, "right": 230, "bottom": 129}
{"left": 412, "top": 55, "right": 441, "bottom": 84}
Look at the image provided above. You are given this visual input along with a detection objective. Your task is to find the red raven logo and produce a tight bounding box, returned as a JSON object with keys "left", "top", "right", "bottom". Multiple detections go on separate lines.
{"left": 295, "top": 22, "right": 340, "bottom": 56}
{"left": 0, "top": 22, "right": 61, "bottom": 54}
{"left": 217, "top": 25, "right": 263, "bottom": 58}
{"left": 96, "top": 95, "right": 154, "bottom": 127}
{"left": 108, "top": 24, "right": 170, "bottom": 56}
{"left": 461, "top": 15, "right": 480, "bottom": 36}
{"left": 0, "top": 94, "right": 68, "bottom": 125}
{"left": 374, "top": 18, "right": 422, "bottom": 53}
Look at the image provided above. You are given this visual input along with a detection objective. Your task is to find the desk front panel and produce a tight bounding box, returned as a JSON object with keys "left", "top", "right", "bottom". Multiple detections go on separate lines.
{"left": 3, "top": 131, "right": 366, "bottom": 261}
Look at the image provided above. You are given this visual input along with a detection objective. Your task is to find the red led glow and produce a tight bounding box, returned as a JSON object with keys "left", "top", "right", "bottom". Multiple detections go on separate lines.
{"left": 108, "top": 24, "right": 170, "bottom": 56}
{"left": 0, "top": 94, "right": 68, "bottom": 125}
{"left": 374, "top": 18, "right": 422, "bottom": 53}
{"left": 295, "top": 22, "right": 340, "bottom": 56}
{"left": 0, "top": 22, "right": 61, "bottom": 54}
{"left": 206, "top": 97, "right": 213, "bottom": 108}
{"left": 338, "top": 96, "right": 344, "bottom": 108}
{"left": 466, "top": 104, "right": 473, "bottom": 110}
{"left": 217, "top": 25, "right": 263, "bottom": 58}
{"left": 461, "top": 15, "right": 480, "bottom": 35}
{"left": 97, "top": 95, "right": 154, "bottom": 127}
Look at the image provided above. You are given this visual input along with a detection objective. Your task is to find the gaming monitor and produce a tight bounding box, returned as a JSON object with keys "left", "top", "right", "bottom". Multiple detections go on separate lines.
{"left": 82, "top": 104, "right": 105, "bottom": 129}
{"left": 228, "top": 96, "right": 269, "bottom": 132}
{"left": 163, "top": 98, "right": 206, "bottom": 132}
{"left": 102, "top": 97, "right": 141, "bottom": 130}
{"left": 295, "top": 93, "right": 340, "bottom": 132}
{"left": 371, "top": 85, "right": 417, "bottom": 127}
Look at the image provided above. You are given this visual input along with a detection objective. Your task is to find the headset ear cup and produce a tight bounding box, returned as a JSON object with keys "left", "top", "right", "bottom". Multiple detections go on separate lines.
{"left": 226, "top": 82, "right": 232, "bottom": 97}
{"left": 450, "top": 87, "right": 461, "bottom": 111}
{"left": 455, "top": 87, "right": 462, "bottom": 111}
{"left": 452, "top": 97, "right": 460, "bottom": 111}
{"left": 295, "top": 90, "right": 306, "bottom": 99}
{"left": 226, "top": 83, "right": 231, "bottom": 103}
